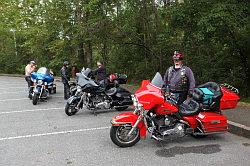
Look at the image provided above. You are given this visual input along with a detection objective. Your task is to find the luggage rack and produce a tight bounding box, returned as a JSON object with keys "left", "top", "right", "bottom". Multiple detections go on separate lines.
{"left": 220, "top": 83, "right": 239, "bottom": 94}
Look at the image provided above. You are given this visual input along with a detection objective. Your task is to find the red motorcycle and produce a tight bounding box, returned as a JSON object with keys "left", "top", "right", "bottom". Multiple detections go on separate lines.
{"left": 110, "top": 72, "right": 240, "bottom": 147}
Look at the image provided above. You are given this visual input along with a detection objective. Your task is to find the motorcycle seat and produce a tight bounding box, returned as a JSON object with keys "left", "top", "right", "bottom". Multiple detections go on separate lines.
{"left": 105, "top": 87, "right": 117, "bottom": 96}
{"left": 179, "top": 99, "right": 200, "bottom": 116}
{"left": 197, "top": 82, "right": 223, "bottom": 111}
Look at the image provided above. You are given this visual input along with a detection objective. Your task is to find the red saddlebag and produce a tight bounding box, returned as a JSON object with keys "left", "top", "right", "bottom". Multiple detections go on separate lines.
{"left": 196, "top": 112, "right": 227, "bottom": 133}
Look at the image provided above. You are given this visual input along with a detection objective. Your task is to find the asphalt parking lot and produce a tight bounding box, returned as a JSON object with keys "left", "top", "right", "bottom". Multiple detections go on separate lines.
{"left": 0, "top": 76, "right": 250, "bottom": 166}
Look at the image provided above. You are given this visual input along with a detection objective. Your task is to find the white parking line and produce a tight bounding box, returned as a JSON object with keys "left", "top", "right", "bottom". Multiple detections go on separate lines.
{"left": 0, "top": 107, "right": 63, "bottom": 115}
{"left": 0, "top": 87, "right": 24, "bottom": 90}
{"left": 0, "top": 91, "right": 26, "bottom": 95}
{"left": 0, "top": 98, "right": 28, "bottom": 102}
{"left": 0, "top": 126, "right": 110, "bottom": 141}
{"left": 0, "top": 96, "right": 64, "bottom": 102}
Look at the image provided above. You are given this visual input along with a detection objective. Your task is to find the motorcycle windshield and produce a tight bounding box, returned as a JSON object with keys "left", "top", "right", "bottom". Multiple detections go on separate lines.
{"left": 150, "top": 72, "right": 164, "bottom": 89}
{"left": 77, "top": 73, "right": 98, "bottom": 87}
{"left": 82, "top": 68, "right": 92, "bottom": 78}
{"left": 37, "top": 67, "right": 50, "bottom": 75}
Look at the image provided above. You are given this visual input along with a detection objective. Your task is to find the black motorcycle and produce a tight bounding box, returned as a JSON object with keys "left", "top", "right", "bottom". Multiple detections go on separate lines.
{"left": 65, "top": 68, "right": 133, "bottom": 116}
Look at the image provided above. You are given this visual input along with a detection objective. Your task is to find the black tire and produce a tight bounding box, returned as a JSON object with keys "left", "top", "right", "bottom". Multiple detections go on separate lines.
{"left": 28, "top": 93, "right": 32, "bottom": 100}
{"left": 53, "top": 87, "right": 56, "bottom": 94}
{"left": 66, "top": 90, "right": 70, "bottom": 99}
{"left": 65, "top": 103, "right": 78, "bottom": 116}
{"left": 115, "top": 106, "right": 129, "bottom": 111}
{"left": 110, "top": 125, "right": 140, "bottom": 148}
{"left": 32, "top": 94, "right": 38, "bottom": 105}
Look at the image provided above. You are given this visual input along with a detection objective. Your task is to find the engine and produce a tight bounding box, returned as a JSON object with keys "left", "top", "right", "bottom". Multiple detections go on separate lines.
{"left": 152, "top": 115, "right": 185, "bottom": 137}
{"left": 90, "top": 95, "right": 111, "bottom": 109}
{"left": 153, "top": 115, "right": 175, "bottom": 130}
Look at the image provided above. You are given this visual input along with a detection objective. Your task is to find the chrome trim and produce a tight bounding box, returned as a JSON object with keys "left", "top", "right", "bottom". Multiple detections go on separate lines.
{"left": 193, "top": 131, "right": 226, "bottom": 135}
{"left": 110, "top": 120, "right": 132, "bottom": 125}
{"left": 220, "top": 83, "right": 239, "bottom": 94}
{"left": 196, "top": 118, "right": 205, "bottom": 132}
{"left": 179, "top": 120, "right": 190, "bottom": 126}
{"left": 127, "top": 115, "right": 143, "bottom": 137}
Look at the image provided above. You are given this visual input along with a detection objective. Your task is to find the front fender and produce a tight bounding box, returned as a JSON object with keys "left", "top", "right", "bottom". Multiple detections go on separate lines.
{"left": 67, "top": 96, "right": 80, "bottom": 104}
{"left": 34, "top": 86, "right": 42, "bottom": 94}
{"left": 111, "top": 112, "right": 147, "bottom": 138}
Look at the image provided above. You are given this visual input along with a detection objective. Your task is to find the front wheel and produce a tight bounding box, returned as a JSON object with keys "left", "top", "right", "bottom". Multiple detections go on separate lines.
{"left": 32, "top": 93, "right": 38, "bottom": 105}
{"left": 65, "top": 103, "right": 78, "bottom": 116}
{"left": 110, "top": 125, "right": 140, "bottom": 148}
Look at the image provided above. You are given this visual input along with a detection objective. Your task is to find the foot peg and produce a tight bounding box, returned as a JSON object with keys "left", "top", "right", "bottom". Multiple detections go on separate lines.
{"left": 151, "top": 135, "right": 163, "bottom": 141}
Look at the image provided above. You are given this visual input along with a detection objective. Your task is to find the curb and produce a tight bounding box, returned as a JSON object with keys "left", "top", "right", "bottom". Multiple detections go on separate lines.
{"left": 228, "top": 120, "right": 250, "bottom": 139}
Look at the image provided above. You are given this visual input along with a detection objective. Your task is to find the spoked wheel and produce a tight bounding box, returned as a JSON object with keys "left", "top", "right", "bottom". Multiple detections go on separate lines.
{"left": 115, "top": 106, "right": 129, "bottom": 111}
{"left": 65, "top": 103, "right": 78, "bottom": 116}
{"left": 110, "top": 125, "right": 140, "bottom": 148}
{"left": 32, "top": 94, "right": 38, "bottom": 105}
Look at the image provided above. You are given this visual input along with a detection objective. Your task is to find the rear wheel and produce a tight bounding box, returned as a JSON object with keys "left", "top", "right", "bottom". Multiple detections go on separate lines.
{"left": 65, "top": 103, "right": 78, "bottom": 116}
{"left": 110, "top": 125, "right": 140, "bottom": 148}
{"left": 53, "top": 87, "right": 56, "bottom": 94}
{"left": 32, "top": 94, "right": 38, "bottom": 105}
{"left": 115, "top": 106, "right": 129, "bottom": 111}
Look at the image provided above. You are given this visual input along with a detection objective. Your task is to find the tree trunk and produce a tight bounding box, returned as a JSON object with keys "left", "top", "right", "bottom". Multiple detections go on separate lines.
{"left": 75, "top": 0, "right": 85, "bottom": 65}
{"left": 86, "top": 40, "right": 93, "bottom": 68}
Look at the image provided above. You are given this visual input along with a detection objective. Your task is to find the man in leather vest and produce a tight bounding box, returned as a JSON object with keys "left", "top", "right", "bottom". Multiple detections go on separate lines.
{"left": 60, "top": 61, "right": 70, "bottom": 99}
{"left": 164, "top": 51, "right": 195, "bottom": 105}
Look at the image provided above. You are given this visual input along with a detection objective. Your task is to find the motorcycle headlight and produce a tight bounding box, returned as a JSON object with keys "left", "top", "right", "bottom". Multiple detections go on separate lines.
{"left": 44, "top": 82, "right": 48, "bottom": 85}
{"left": 37, "top": 80, "right": 43, "bottom": 85}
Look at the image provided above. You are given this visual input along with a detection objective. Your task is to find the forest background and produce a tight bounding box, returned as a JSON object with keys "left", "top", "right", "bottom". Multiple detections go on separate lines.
{"left": 0, "top": 0, "right": 249, "bottom": 98}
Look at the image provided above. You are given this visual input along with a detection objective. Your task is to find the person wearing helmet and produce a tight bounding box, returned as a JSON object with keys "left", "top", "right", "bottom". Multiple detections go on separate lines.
{"left": 60, "top": 61, "right": 70, "bottom": 99}
{"left": 163, "top": 51, "right": 195, "bottom": 105}
{"left": 25, "top": 60, "right": 37, "bottom": 99}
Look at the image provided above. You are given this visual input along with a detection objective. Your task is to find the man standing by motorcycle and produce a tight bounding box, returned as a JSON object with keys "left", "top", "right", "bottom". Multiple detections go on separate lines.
{"left": 92, "top": 61, "right": 107, "bottom": 87}
{"left": 25, "top": 60, "right": 37, "bottom": 99}
{"left": 60, "top": 61, "right": 70, "bottom": 99}
{"left": 163, "top": 51, "right": 195, "bottom": 105}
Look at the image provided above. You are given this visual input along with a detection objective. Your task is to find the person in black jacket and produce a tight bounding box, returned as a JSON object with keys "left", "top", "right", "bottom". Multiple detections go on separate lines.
{"left": 60, "top": 61, "right": 70, "bottom": 99}
{"left": 92, "top": 61, "right": 107, "bottom": 88}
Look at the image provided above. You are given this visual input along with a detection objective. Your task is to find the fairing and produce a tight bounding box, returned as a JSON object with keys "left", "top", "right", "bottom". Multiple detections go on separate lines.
{"left": 77, "top": 73, "right": 98, "bottom": 88}
{"left": 31, "top": 67, "right": 54, "bottom": 83}
{"left": 134, "top": 72, "right": 177, "bottom": 112}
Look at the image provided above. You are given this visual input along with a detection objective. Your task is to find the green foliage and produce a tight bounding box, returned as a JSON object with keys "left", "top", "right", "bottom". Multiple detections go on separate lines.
{"left": 0, "top": 0, "right": 249, "bottom": 97}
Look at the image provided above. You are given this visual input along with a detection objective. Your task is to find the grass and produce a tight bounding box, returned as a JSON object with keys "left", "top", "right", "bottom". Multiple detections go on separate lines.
{"left": 238, "top": 98, "right": 250, "bottom": 108}
{"left": 121, "top": 84, "right": 140, "bottom": 93}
